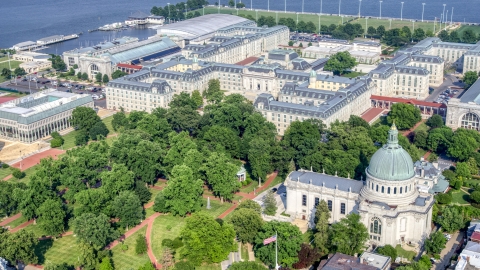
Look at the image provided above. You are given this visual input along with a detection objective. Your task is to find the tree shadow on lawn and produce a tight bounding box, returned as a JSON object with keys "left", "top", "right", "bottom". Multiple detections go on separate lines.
{"left": 34, "top": 238, "right": 54, "bottom": 265}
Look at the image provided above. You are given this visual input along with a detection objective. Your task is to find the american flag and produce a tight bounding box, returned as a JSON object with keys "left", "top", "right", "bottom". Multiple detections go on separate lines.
{"left": 263, "top": 235, "right": 277, "bottom": 245}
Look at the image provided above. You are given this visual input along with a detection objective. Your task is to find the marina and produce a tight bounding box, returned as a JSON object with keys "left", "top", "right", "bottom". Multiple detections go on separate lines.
{"left": 12, "top": 34, "right": 80, "bottom": 51}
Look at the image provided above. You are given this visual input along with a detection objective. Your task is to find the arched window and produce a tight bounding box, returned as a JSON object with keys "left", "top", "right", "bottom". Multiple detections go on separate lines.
{"left": 461, "top": 113, "right": 480, "bottom": 130}
{"left": 90, "top": 64, "right": 99, "bottom": 71}
{"left": 405, "top": 186, "right": 408, "bottom": 192}
{"left": 394, "top": 187, "right": 397, "bottom": 194}
{"left": 387, "top": 187, "right": 390, "bottom": 194}
{"left": 381, "top": 186, "right": 384, "bottom": 193}
{"left": 370, "top": 217, "right": 382, "bottom": 235}
{"left": 400, "top": 187, "right": 403, "bottom": 193}
{"left": 376, "top": 185, "right": 378, "bottom": 192}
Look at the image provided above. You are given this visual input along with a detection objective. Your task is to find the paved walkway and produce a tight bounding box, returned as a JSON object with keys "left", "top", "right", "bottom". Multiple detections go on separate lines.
{"left": 11, "top": 148, "right": 65, "bottom": 170}
{"left": 146, "top": 213, "right": 162, "bottom": 269}
{"left": 218, "top": 172, "right": 278, "bottom": 219}
{"left": 402, "top": 120, "right": 426, "bottom": 137}
{"left": 10, "top": 219, "right": 34, "bottom": 233}
{"left": 435, "top": 231, "right": 463, "bottom": 270}
{"left": 105, "top": 213, "right": 159, "bottom": 250}
{"left": 38, "top": 231, "right": 73, "bottom": 240}
{"left": 0, "top": 213, "right": 22, "bottom": 226}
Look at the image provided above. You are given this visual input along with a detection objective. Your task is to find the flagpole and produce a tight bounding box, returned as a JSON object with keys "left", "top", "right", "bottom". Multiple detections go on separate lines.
{"left": 275, "top": 231, "right": 278, "bottom": 270}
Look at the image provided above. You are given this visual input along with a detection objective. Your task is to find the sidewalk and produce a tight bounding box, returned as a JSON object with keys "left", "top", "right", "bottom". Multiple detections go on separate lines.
{"left": 0, "top": 213, "right": 22, "bottom": 226}
{"left": 435, "top": 231, "right": 463, "bottom": 270}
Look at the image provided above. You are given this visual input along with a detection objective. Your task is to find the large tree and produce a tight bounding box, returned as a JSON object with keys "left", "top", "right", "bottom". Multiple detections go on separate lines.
{"left": 100, "top": 163, "right": 134, "bottom": 198}
{"left": 464, "top": 71, "right": 479, "bottom": 89}
{"left": 111, "top": 191, "right": 143, "bottom": 229}
{"left": 230, "top": 208, "right": 264, "bottom": 243}
{"left": 37, "top": 199, "right": 66, "bottom": 236}
{"left": 323, "top": 51, "right": 357, "bottom": 75}
{"left": 72, "top": 213, "right": 118, "bottom": 249}
{"left": 248, "top": 137, "right": 273, "bottom": 182}
{"left": 254, "top": 221, "right": 303, "bottom": 268}
{"left": 377, "top": 245, "right": 397, "bottom": 261}
{"left": 203, "top": 152, "right": 240, "bottom": 202}
{"left": 161, "top": 165, "right": 204, "bottom": 216}
{"left": 424, "top": 231, "right": 447, "bottom": 255}
{"left": 203, "top": 79, "right": 224, "bottom": 104}
{"left": 164, "top": 131, "right": 197, "bottom": 173}
{"left": 387, "top": 103, "right": 421, "bottom": 130}
{"left": 181, "top": 213, "right": 236, "bottom": 265}
{"left": 89, "top": 121, "right": 109, "bottom": 140}
{"left": 329, "top": 213, "right": 368, "bottom": 256}
{"left": 237, "top": 199, "right": 262, "bottom": 214}
{"left": 0, "top": 229, "right": 38, "bottom": 264}
{"left": 314, "top": 200, "right": 330, "bottom": 254}
{"left": 71, "top": 107, "right": 101, "bottom": 132}
{"left": 202, "top": 125, "right": 240, "bottom": 158}
{"left": 448, "top": 128, "right": 480, "bottom": 161}
{"left": 439, "top": 206, "right": 465, "bottom": 233}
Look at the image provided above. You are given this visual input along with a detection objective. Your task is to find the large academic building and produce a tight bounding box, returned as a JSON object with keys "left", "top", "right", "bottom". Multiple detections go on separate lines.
{"left": 446, "top": 78, "right": 480, "bottom": 131}
{"left": 0, "top": 90, "right": 93, "bottom": 143}
{"left": 285, "top": 125, "right": 448, "bottom": 247}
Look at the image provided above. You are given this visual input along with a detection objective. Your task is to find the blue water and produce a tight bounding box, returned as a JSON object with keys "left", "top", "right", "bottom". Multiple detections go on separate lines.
{"left": 1, "top": 0, "right": 479, "bottom": 50}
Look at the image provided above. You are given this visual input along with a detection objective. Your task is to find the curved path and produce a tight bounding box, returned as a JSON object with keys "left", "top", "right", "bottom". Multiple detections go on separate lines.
{"left": 0, "top": 213, "right": 22, "bottom": 226}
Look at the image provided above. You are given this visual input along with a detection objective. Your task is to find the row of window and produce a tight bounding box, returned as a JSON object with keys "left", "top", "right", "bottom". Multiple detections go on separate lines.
{"left": 370, "top": 182, "right": 411, "bottom": 194}
{"left": 302, "top": 196, "right": 346, "bottom": 214}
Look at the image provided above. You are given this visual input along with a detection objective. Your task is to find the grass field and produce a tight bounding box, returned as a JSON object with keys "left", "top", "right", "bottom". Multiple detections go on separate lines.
{"left": 202, "top": 7, "right": 436, "bottom": 33}
{"left": 457, "top": 25, "right": 480, "bottom": 36}
{"left": 36, "top": 235, "right": 82, "bottom": 266}
{"left": 395, "top": 244, "right": 416, "bottom": 261}
{"left": 198, "top": 198, "right": 234, "bottom": 218}
{"left": 22, "top": 222, "right": 46, "bottom": 238}
{"left": 0, "top": 60, "right": 21, "bottom": 71}
{"left": 150, "top": 214, "right": 186, "bottom": 261}
{"left": 111, "top": 226, "right": 150, "bottom": 270}
{"left": 451, "top": 190, "right": 470, "bottom": 205}
{"left": 60, "top": 116, "right": 116, "bottom": 150}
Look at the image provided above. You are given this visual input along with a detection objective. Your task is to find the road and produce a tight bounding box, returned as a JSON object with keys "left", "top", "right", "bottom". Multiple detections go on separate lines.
{"left": 434, "top": 231, "right": 464, "bottom": 270}
{"left": 425, "top": 74, "right": 465, "bottom": 102}
{"left": 0, "top": 76, "right": 107, "bottom": 108}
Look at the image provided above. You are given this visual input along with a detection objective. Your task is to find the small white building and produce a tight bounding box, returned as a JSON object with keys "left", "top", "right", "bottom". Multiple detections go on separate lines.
{"left": 37, "top": 35, "right": 64, "bottom": 45}
{"left": 12, "top": 41, "right": 38, "bottom": 51}
{"left": 456, "top": 241, "right": 480, "bottom": 270}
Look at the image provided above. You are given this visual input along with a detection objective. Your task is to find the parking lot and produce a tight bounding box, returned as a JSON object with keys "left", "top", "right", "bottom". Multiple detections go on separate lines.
{"left": 1, "top": 76, "right": 107, "bottom": 108}
{"left": 290, "top": 33, "right": 331, "bottom": 43}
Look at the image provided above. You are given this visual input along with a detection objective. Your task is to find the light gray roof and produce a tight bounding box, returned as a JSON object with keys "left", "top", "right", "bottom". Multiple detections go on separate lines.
{"left": 105, "top": 37, "right": 179, "bottom": 64}
{"left": 319, "top": 38, "right": 348, "bottom": 44}
{"left": 353, "top": 41, "right": 381, "bottom": 47}
{"left": 411, "top": 55, "right": 444, "bottom": 64}
{"left": 13, "top": 41, "right": 37, "bottom": 48}
{"left": 460, "top": 78, "right": 480, "bottom": 104}
{"left": 288, "top": 171, "right": 364, "bottom": 193}
{"left": 157, "top": 14, "right": 252, "bottom": 40}
{"left": 434, "top": 42, "right": 474, "bottom": 50}
{"left": 37, "top": 35, "right": 64, "bottom": 42}
{"left": 395, "top": 65, "right": 429, "bottom": 75}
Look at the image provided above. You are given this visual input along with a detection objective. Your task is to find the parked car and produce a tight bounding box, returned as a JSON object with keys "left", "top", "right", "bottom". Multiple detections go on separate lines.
{"left": 272, "top": 188, "right": 278, "bottom": 193}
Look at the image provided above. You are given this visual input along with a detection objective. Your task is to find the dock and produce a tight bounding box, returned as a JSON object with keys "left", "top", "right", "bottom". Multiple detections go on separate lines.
{"left": 13, "top": 33, "right": 80, "bottom": 51}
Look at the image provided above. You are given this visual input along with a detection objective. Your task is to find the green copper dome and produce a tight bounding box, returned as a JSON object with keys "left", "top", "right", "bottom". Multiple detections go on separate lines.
{"left": 367, "top": 123, "right": 415, "bottom": 181}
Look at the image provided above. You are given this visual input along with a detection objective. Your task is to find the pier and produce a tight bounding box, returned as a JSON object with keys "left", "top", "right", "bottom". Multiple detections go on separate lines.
{"left": 12, "top": 34, "right": 80, "bottom": 51}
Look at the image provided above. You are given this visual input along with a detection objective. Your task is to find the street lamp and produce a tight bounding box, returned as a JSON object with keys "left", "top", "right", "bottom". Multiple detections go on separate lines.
{"left": 276, "top": 11, "right": 278, "bottom": 24}
{"left": 218, "top": 0, "right": 220, "bottom": 14}
{"left": 389, "top": 18, "right": 392, "bottom": 29}
{"left": 365, "top": 17, "right": 368, "bottom": 38}
{"left": 358, "top": 0, "right": 362, "bottom": 18}
{"left": 167, "top": 3, "right": 170, "bottom": 22}
{"left": 442, "top": 4, "right": 446, "bottom": 23}
{"left": 184, "top": 3, "right": 187, "bottom": 18}
{"left": 422, "top": 3, "right": 425, "bottom": 22}
{"left": 319, "top": 0, "right": 323, "bottom": 34}
{"left": 400, "top": 2, "right": 404, "bottom": 21}
{"left": 296, "top": 12, "right": 299, "bottom": 24}
{"left": 284, "top": 0, "right": 286, "bottom": 13}
{"left": 445, "top": 10, "right": 448, "bottom": 30}
{"left": 451, "top": 7, "right": 454, "bottom": 25}
{"left": 302, "top": 0, "right": 304, "bottom": 14}
{"left": 379, "top": 1, "right": 382, "bottom": 19}
{"left": 255, "top": 9, "right": 258, "bottom": 21}
{"left": 338, "top": 0, "right": 341, "bottom": 16}
{"left": 250, "top": 0, "right": 252, "bottom": 10}
{"left": 268, "top": 0, "right": 269, "bottom": 12}
{"left": 203, "top": 5, "right": 205, "bottom": 16}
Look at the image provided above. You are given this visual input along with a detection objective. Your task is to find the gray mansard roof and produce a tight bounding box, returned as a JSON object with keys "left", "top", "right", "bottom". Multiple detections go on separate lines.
{"left": 254, "top": 78, "right": 371, "bottom": 118}
{"left": 369, "top": 64, "right": 395, "bottom": 79}
{"left": 460, "top": 78, "right": 480, "bottom": 104}
{"left": 291, "top": 59, "right": 311, "bottom": 70}
{"left": 411, "top": 54, "right": 444, "bottom": 63}
{"left": 395, "top": 65, "right": 429, "bottom": 75}
{"left": 280, "top": 82, "right": 336, "bottom": 100}
{"left": 107, "top": 78, "right": 173, "bottom": 94}
{"left": 288, "top": 170, "right": 364, "bottom": 193}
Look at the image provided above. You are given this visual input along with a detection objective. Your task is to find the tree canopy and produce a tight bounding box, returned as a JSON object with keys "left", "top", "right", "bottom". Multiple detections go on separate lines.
{"left": 387, "top": 103, "right": 421, "bottom": 130}
{"left": 324, "top": 51, "right": 357, "bottom": 75}
{"left": 329, "top": 214, "right": 368, "bottom": 255}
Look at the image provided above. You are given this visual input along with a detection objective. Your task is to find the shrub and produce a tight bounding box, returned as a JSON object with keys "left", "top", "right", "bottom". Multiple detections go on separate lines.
{"left": 51, "top": 131, "right": 61, "bottom": 139}
{"left": 166, "top": 225, "right": 172, "bottom": 231}
{"left": 162, "top": 239, "right": 174, "bottom": 249}
{"left": 172, "top": 237, "right": 183, "bottom": 249}
{"left": 174, "top": 261, "right": 195, "bottom": 270}
{"left": 11, "top": 168, "right": 26, "bottom": 179}
{"left": 436, "top": 193, "right": 452, "bottom": 204}
{"left": 2, "top": 163, "right": 9, "bottom": 169}
{"left": 121, "top": 243, "right": 128, "bottom": 252}
{"left": 153, "top": 192, "right": 168, "bottom": 213}
{"left": 135, "top": 235, "right": 148, "bottom": 255}
{"left": 50, "top": 137, "right": 63, "bottom": 148}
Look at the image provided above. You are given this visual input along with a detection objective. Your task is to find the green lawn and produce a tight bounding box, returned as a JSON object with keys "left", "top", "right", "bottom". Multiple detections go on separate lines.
{"left": 457, "top": 25, "right": 480, "bottom": 36}
{"left": 197, "top": 264, "right": 221, "bottom": 270}
{"left": 240, "top": 180, "right": 260, "bottom": 193}
{"left": 5, "top": 215, "right": 27, "bottom": 229}
{"left": 7, "top": 164, "right": 40, "bottom": 185}
{"left": 240, "top": 243, "right": 249, "bottom": 261}
{"left": 59, "top": 116, "right": 116, "bottom": 150}
{"left": 111, "top": 226, "right": 150, "bottom": 270}
{"left": 451, "top": 190, "right": 470, "bottom": 205}
{"left": 0, "top": 57, "right": 9, "bottom": 62}
{"left": 198, "top": 198, "right": 234, "bottom": 218}
{"left": 0, "top": 167, "right": 12, "bottom": 180}
{"left": 0, "top": 60, "right": 22, "bottom": 71}
{"left": 145, "top": 207, "right": 156, "bottom": 218}
{"left": 36, "top": 235, "right": 82, "bottom": 266}
{"left": 102, "top": 115, "right": 115, "bottom": 133}
{"left": 342, "top": 71, "right": 366, "bottom": 78}
{"left": 150, "top": 214, "right": 186, "bottom": 261}
{"left": 265, "top": 176, "right": 284, "bottom": 190}
{"left": 395, "top": 245, "right": 416, "bottom": 261}
{"left": 22, "top": 222, "right": 47, "bottom": 238}
{"left": 149, "top": 188, "right": 162, "bottom": 203}
{"left": 413, "top": 122, "right": 429, "bottom": 133}
{"left": 202, "top": 7, "right": 436, "bottom": 33}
